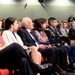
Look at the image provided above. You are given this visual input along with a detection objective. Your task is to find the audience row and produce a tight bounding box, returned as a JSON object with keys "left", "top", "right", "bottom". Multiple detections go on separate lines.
{"left": 0, "top": 16, "right": 75, "bottom": 75}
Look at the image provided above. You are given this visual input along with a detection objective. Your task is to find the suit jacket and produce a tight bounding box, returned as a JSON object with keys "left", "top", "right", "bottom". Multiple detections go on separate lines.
{"left": 18, "top": 28, "right": 67, "bottom": 68}
{"left": 2, "top": 30, "right": 24, "bottom": 46}
{"left": 45, "top": 27, "right": 65, "bottom": 46}
{"left": 17, "top": 27, "right": 41, "bottom": 46}
{"left": 60, "top": 28, "right": 69, "bottom": 37}
{"left": 69, "top": 27, "right": 75, "bottom": 39}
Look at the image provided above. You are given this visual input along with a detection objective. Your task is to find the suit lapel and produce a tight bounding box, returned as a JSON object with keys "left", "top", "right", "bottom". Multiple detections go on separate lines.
{"left": 31, "top": 30, "right": 40, "bottom": 43}
{"left": 25, "top": 29, "right": 36, "bottom": 42}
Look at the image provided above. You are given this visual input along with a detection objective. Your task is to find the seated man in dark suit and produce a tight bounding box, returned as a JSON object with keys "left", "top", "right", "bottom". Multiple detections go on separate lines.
{"left": 17, "top": 17, "right": 67, "bottom": 74}
{"left": 44, "top": 17, "right": 75, "bottom": 71}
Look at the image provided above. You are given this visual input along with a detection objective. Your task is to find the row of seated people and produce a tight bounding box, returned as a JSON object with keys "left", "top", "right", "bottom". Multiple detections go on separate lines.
{"left": 56, "top": 21, "right": 70, "bottom": 45}
{"left": 2, "top": 17, "right": 70, "bottom": 75}
{"left": 53, "top": 19, "right": 75, "bottom": 46}
{"left": 0, "top": 17, "right": 67, "bottom": 75}
{"left": 0, "top": 17, "right": 53, "bottom": 75}
{"left": 0, "top": 17, "right": 75, "bottom": 75}
{"left": 0, "top": 17, "right": 73, "bottom": 46}
{"left": 56, "top": 20, "right": 75, "bottom": 46}
{"left": 0, "top": 42, "right": 53, "bottom": 75}
{"left": 0, "top": 17, "right": 74, "bottom": 45}
{"left": 17, "top": 17, "right": 75, "bottom": 74}
{"left": 0, "top": 17, "right": 68, "bottom": 75}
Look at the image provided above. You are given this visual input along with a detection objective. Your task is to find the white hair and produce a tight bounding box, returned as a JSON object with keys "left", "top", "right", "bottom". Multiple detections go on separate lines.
{"left": 21, "top": 17, "right": 31, "bottom": 27}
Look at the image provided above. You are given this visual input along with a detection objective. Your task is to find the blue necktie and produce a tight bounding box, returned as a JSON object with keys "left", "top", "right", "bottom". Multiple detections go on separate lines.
{"left": 30, "top": 31, "right": 40, "bottom": 44}
{"left": 12, "top": 32, "right": 17, "bottom": 39}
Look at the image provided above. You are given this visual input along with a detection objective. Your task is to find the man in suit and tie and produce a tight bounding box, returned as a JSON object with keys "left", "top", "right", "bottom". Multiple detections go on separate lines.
{"left": 17, "top": 17, "right": 68, "bottom": 74}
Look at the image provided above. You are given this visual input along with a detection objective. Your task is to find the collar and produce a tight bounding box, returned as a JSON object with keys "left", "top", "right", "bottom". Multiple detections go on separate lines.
{"left": 72, "top": 27, "right": 75, "bottom": 29}
{"left": 50, "top": 27, "right": 56, "bottom": 31}
{"left": 26, "top": 29, "right": 31, "bottom": 33}
{"left": 49, "top": 26, "right": 54, "bottom": 29}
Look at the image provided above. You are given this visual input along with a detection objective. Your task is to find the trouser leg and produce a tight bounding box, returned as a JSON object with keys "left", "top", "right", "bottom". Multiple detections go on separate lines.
{"left": 61, "top": 46, "right": 72, "bottom": 64}
{"left": 38, "top": 48, "right": 55, "bottom": 64}
{"left": 38, "top": 48, "right": 57, "bottom": 72}
{"left": 69, "top": 46, "right": 75, "bottom": 63}
{"left": 17, "top": 58, "right": 34, "bottom": 75}
{"left": 57, "top": 47, "right": 67, "bottom": 70}
{"left": 0, "top": 43, "right": 43, "bottom": 74}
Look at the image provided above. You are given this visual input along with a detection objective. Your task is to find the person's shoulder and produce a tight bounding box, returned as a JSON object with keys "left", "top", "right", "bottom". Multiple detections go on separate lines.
{"left": 69, "top": 28, "right": 75, "bottom": 32}
{"left": 3, "top": 30, "right": 9, "bottom": 33}
{"left": 34, "top": 30, "right": 39, "bottom": 33}
{"left": 18, "top": 27, "right": 27, "bottom": 32}
{"left": 60, "top": 28, "right": 64, "bottom": 30}
{"left": 69, "top": 27, "right": 73, "bottom": 30}
{"left": 45, "top": 27, "right": 53, "bottom": 33}
{"left": 45, "top": 27, "right": 50, "bottom": 31}
{"left": 19, "top": 27, "right": 24, "bottom": 31}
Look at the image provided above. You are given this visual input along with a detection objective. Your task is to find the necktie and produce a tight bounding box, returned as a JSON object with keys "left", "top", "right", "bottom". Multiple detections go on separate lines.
{"left": 65, "top": 28, "right": 68, "bottom": 34}
{"left": 30, "top": 31, "right": 40, "bottom": 44}
{"left": 54, "top": 28, "right": 60, "bottom": 35}
{"left": 12, "top": 32, "right": 17, "bottom": 39}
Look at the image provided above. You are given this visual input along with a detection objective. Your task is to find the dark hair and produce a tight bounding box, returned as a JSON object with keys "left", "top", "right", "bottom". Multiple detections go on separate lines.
{"left": 62, "top": 22, "right": 66, "bottom": 23}
{"left": 48, "top": 17, "right": 56, "bottom": 25}
{"left": 34, "top": 18, "right": 46, "bottom": 31}
{"left": 5, "top": 17, "right": 17, "bottom": 30}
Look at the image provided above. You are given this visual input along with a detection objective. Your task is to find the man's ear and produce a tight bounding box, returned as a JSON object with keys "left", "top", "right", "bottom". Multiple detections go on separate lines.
{"left": 11, "top": 24, "right": 14, "bottom": 28}
{"left": 50, "top": 21, "right": 53, "bottom": 25}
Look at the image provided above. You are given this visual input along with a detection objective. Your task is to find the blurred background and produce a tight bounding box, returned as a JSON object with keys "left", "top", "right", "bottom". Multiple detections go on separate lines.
{"left": 0, "top": 0, "right": 75, "bottom": 20}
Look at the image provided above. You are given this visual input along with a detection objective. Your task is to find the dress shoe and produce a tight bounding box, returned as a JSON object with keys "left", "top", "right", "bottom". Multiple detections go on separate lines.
{"left": 38, "top": 63, "right": 52, "bottom": 73}
{"left": 38, "top": 63, "right": 52, "bottom": 69}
